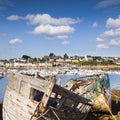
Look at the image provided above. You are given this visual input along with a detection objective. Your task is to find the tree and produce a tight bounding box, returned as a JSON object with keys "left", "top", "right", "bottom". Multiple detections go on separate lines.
{"left": 64, "top": 53, "right": 69, "bottom": 60}
{"left": 33, "top": 58, "right": 37, "bottom": 63}
{"left": 22, "top": 55, "right": 31, "bottom": 60}
{"left": 49, "top": 53, "right": 55, "bottom": 59}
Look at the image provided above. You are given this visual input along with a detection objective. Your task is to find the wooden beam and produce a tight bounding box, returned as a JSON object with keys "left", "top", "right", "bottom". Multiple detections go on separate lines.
{"left": 39, "top": 76, "right": 56, "bottom": 113}
{"left": 53, "top": 84, "right": 93, "bottom": 106}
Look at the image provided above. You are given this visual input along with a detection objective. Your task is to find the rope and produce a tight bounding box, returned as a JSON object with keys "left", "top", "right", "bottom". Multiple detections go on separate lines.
{"left": 36, "top": 109, "right": 50, "bottom": 120}
{"left": 50, "top": 107, "right": 61, "bottom": 120}
{"left": 39, "top": 115, "right": 49, "bottom": 120}
{"left": 37, "top": 107, "right": 61, "bottom": 120}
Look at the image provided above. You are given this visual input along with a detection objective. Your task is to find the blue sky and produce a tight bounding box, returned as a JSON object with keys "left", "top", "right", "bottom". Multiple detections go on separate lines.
{"left": 0, "top": 0, "right": 120, "bottom": 59}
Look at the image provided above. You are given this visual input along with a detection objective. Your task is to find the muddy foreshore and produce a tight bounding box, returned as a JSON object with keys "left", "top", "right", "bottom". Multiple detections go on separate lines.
{"left": 0, "top": 90, "right": 120, "bottom": 120}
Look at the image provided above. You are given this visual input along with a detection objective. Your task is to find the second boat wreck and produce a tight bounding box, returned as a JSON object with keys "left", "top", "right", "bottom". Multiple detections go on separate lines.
{"left": 3, "top": 72, "right": 111, "bottom": 120}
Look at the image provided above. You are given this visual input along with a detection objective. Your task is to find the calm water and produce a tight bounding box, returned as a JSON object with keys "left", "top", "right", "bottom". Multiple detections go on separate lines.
{"left": 109, "top": 73, "right": 120, "bottom": 90}
{"left": 0, "top": 73, "right": 120, "bottom": 102}
{"left": 0, "top": 77, "right": 8, "bottom": 102}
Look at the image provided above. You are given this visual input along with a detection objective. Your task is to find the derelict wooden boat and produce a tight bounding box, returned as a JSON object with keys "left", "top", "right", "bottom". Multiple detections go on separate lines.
{"left": 3, "top": 73, "right": 93, "bottom": 120}
{"left": 64, "top": 73, "right": 111, "bottom": 114}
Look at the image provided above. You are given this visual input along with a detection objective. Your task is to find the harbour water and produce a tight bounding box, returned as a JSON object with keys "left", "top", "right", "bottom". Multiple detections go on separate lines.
{"left": 0, "top": 77, "right": 8, "bottom": 120}
{"left": 0, "top": 77, "right": 8, "bottom": 102}
{"left": 109, "top": 73, "right": 120, "bottom": 90}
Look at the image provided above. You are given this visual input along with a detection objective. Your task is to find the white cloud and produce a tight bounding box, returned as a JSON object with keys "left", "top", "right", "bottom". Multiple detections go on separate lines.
{"left": 96, "top": 16, "right": 120, "bottom": 51}
{"left": 7, "top": 14, "right": 80, "bottom": 25}
{"left": 9, "top": 38, "right": 22, "bottom": 45}
{"left": 101, "top": 28, "right": 120, "bottom": 38}
{"left": 55, "top": 35, "right": 68, "bottom": 39}
{"left": 96, "top": 37, "right": 104, "bottom": 42}
{"left": 25, "top": 14, "right": 80, "bottom": 25}
{"left": 103, "top": 28, "right": 120, "bottom": 37}
{"left": 7, "top": 13, "right": 79, "bottom": 39}
{"left": 31, "top": 24, "right": 74, "bottom": 39}
{"left": 96, "top": 16, "right": 120, "bottom": 48}
{"left": 96, "top": 44, "right": 109, "bottom": 49}
{"left": 92, "top": 22, "right": 98, "bottom": 28}
{"left": 106, "top": 16, "right": 120, "bottom": 28}
{"left": 96, "top": 0, "right": 120, "bottom": 8}
{"left": 109, "top": 39, "right": 120, "bottom": 46}
{"left": 61, "top": 41, "right": 70, "bottom": 45}
{"left": 7, "top": 15, "right": 23, "bottom": 20}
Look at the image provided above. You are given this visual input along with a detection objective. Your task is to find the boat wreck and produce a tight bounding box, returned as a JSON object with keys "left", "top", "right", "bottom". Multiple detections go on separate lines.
{"left": 64, "top": 74, "right": 111, "bottom": 113}
{"left": 3, "top": 72, "right": 111, "bottom": 120}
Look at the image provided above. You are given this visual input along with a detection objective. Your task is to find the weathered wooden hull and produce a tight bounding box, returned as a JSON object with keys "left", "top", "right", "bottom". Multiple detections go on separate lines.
{"left": 92, "top": 94, "right": 111, "bottom": 113}
{"left": 3, "top": 73, "right": 111, "bottom": 120}
{"left": 64, "top": 74, "right": 111, "bottom": 113}
{"left": 3, "top": 73, "right": 49, "bottom": 120}
{"left": 91, "top": 74, "right": 111, "bottom": 113}
{"left": 3, "top": 73, "right": 92, "bottom": 120}
{"left": 3, "top": 87, "right": 37, "bottom": 120}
